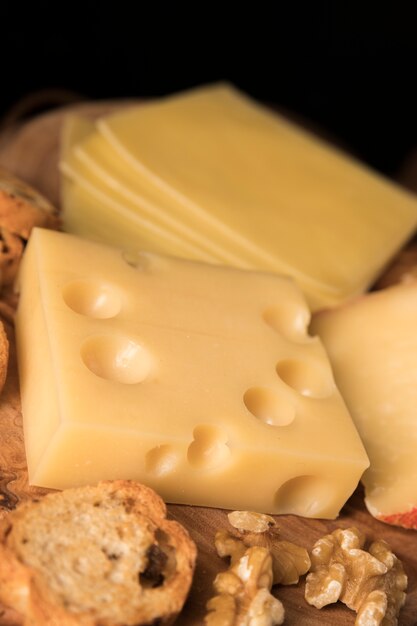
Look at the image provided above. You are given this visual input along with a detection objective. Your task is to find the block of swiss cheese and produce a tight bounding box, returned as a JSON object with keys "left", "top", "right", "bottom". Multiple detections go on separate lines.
{"left": 312, "top": 283, "right": 417, "bottom": 529}
{"left": 15, "top": 228, "right": 369, "bottom": 517}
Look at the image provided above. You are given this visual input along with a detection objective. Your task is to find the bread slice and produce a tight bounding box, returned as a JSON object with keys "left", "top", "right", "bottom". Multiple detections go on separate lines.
{"left": 0, "top": 321, "right": 8, "bottom": 396}
{"left": 0, "top": 167, "right": 60, "bottom": 288}
{"left": 0, "top": 480, "right": 197, "bottom": 625}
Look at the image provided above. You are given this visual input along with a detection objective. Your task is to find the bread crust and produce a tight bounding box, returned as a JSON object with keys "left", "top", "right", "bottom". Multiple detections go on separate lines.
{"left": 0, "top": 480, "right": 197, "bottom": 625}
{"left": 0, "top": 321, "right": 8, "bottom": 396}
{"left": 0, "top": 167, "right": 60, "bottom": 288}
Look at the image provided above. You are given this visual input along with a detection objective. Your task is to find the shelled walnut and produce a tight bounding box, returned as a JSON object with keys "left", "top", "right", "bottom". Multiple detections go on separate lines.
{"left": 205, "top": 510, "right": 312, "bottom": 625}
{"left": 205, "top": 545, "right": 285, "bottom": 626}
{"left": 217, "top": 510, "right": 311, "bottom": 585}
{"left": 305, "top": 527, "right": 407, "bottom": 626}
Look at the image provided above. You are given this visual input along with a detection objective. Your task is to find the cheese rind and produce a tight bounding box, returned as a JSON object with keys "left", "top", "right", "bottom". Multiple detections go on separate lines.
{"left": 16, "top": 228, "right": 368, "bottom": 517}
{"left": 311, "top": 283, "right": 417, "bottom": 528}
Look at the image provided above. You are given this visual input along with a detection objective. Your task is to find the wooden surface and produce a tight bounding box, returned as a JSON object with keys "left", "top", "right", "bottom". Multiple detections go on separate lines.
{"left": 1, "top": 103, "right": 417, "bottom": 625}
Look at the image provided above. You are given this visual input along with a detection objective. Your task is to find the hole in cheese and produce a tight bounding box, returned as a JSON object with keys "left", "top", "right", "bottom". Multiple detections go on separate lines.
{"left": 275, "top": 475, "right": 332, "bottom": 517}
{"left": 122, "top": 250, "right": 168, "bottom": 272}
{"left": 187, "top": 424, "right": 231, "bottom": 470}
{"left": 145, "top": 445, "right": 179, "bottom": 477}
{"left": 263, "top": 304, "right": 311, "bottom": 342}
{"left": 276, "top": 358, "right": 334, "bottom": 398}
{"left": 80, "top": 334, "right": 152, "bottom": 384}
{"left": 63, "top": 280, "right": 121, "bottom": 319}
{"left": 243, "top": 387, "right": 295, "bottom": 426}
{"left": 122, "top": 250, "right": 150, "bottom": 270}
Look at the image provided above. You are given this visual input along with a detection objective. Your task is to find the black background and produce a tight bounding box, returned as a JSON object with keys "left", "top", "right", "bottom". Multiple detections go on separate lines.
{"left": 2, "top": 3, "right": 417, "bottom": 178}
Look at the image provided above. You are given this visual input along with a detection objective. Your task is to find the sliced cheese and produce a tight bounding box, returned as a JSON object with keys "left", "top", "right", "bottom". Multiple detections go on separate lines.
{"left": 312, "top": 284, "right": 417, "bottom": 528}
{"left": 60, "top": 117, "right": 217, "bottom": 263}
{"left": 15, "top": 228, "right": 368, "bottom": 517}
{"left": 99, "top": 83, "right": 417, "bottom": 302}
{"left": 61, "top": 114, "right": 93, "bottom": 158}
{"left": 61, "top": 117, "right": 248, "bottom": 267}
{"left": 60, "top": 116, "right": 353, "bottom": 311}
{"left": 61, "top": 175, "right": 216, "bottom": 262}
{"left": 73, "top": 127, "right": 254, "bottom": 267}
{"left": 63, "top": 117, "right": 342, "bottom": 302}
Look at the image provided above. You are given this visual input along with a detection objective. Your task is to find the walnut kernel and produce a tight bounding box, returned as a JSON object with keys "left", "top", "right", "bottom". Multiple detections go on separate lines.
{"left": 305, "top": 527, "right": 407, "bottom": 626}
{"left": 205, "top": 546, "right": 284, "bottom": 626}
{"left": 223, "top": 510, "right": 310, "bottom": 585}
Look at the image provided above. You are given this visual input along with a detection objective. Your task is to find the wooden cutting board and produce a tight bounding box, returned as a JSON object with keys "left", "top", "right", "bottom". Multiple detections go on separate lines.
{"left": 1, "top": 103, "right": 417, "bottom": 625}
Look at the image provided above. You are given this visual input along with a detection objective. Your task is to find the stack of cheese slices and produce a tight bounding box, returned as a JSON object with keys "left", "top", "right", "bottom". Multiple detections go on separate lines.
{"left": 59, "top": 83, "right": 417, "bottom": 312}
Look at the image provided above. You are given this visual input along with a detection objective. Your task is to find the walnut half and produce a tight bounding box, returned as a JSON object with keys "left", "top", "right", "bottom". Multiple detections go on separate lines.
{"left": 219, "top": 510, "right": 311, "bottom": 585}
{"left": 205, "top": 546, "right": 285, "bottom": 626}
{"left": 205, "top": 511, "right": 312, "bottom": 625}
{"left": 305, "top": 527, "right": 407, "bottom": 626}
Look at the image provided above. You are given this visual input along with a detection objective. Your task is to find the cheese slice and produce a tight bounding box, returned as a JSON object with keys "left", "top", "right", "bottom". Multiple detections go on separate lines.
{"left": 63, "top": 117, "right": 343, "bottom": 302}
{"left": 99, "top": 83, "right": 417, "bottom": 301}
{"left": 61, "top": 120, "right": 247, "bottom": 267}
{"left": 73, "top": 127, "right": 256, "bottom": 267}
{"left": 60, "top": 116, "right": 352, "bottom": 311}
{"left": 312, "top": 284, "right": 417, "bottom": 528}
{"left": 60, "top": 117, "right": 217, "bottom": 263}
{"left": 16, "top": 228, "right": 368, "bottom": 517}
{"left": 61, "top": 114, "right": 93, "bottom": 157}
{"left": 62, "top": 157, "right": 344, "bottom": 312}
{"left": 61, "top": 175, "right": 217, "bottom": 262}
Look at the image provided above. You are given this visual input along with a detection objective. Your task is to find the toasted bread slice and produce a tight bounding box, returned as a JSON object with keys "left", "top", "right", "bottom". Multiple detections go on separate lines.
{"left": 0, "top": 321, "right": 8, "bottom": 396}
{"left": 0, "top": 480, "right": 196, "bottom": 625}
{"left": 0, "top": 167, "right": 60, "bottom": 288}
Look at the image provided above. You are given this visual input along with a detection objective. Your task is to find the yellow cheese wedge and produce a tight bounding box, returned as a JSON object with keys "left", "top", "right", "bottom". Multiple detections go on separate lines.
{"left": 99, "top": 83, "right": 417, "bottom": 303}
{"left": 16, "top": 228, "right": 368, "bottom": 517}
{"left": 312, "top": 284, "right": 417, "bottom": 529}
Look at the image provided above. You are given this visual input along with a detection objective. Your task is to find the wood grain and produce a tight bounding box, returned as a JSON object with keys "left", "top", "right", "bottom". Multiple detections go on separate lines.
{"left": 1, "top": 104, "right": 417, "bottom": 625}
